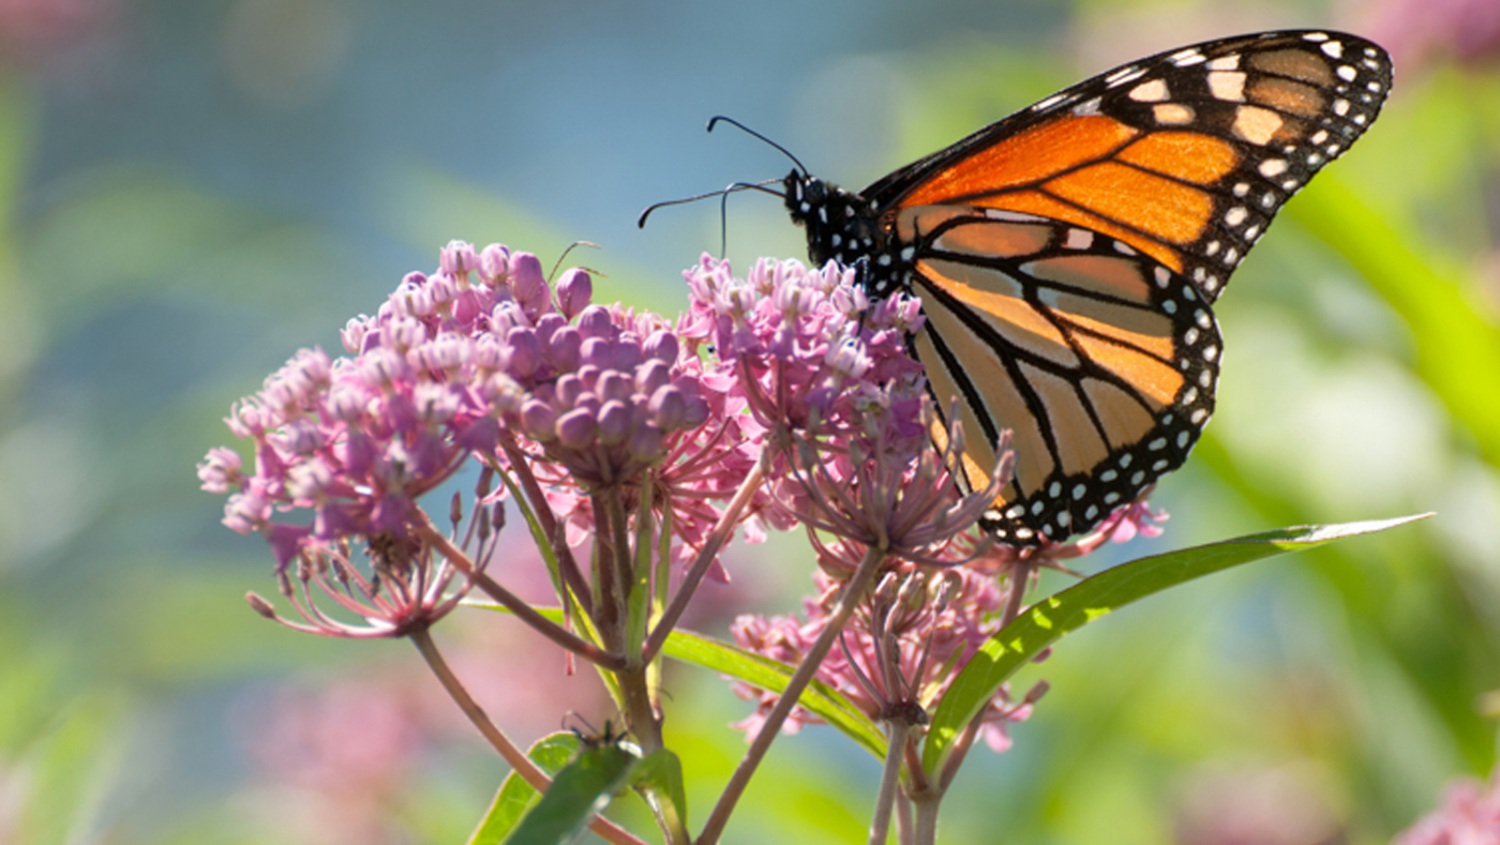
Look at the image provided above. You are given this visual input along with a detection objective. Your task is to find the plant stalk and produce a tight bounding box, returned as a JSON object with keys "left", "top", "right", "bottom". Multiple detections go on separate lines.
{"left": 409, "top": 628, "right": 644, "bottom": 845}
{"left": 696, "top": 545, "right": 887, "bottom": 845}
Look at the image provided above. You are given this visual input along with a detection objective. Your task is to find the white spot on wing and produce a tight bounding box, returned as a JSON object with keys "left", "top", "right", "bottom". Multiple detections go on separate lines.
{"left": 1128, "top": 78, "right": 1170, "bottom": 102}
{"left": 1032, "top": 93, "right": 1067, "bottom": 112}
{"left": 1153, "top": 104, "right": 1195, "bottom": 125}
{"left": 1072, "top": 97, "right": 1102, "bottom": 116}
{"left": 1258, "top": 158, "right": 1288, "bottom": 177}
{"left": 1106, "top": 65, "right": 1147, "bottom": 86}
{"left": 1207, "top": 71, "right": 1247, "bottom": 101}
{"left": 1171, "top": 49, "right": 1205, "bottom": 67}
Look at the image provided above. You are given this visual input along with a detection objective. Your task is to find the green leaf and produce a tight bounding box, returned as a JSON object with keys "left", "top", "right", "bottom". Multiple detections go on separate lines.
{"left": 658, "top": 629, "right": 887, "bottom": 759}
{"left": 467, "top": 733, "right": 579, "bottom": 845}
{"left": 921, "top": 516, "right": 1429, "bottom": 776}
{"left": 631, "top": 748, "right": 689, "bottom": 839}
{"left": 503, "top": 741, "right": 639, "bottom": 845}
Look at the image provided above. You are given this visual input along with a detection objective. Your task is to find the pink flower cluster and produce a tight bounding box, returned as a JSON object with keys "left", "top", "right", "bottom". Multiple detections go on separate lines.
{"left": 199, "top": 242, "right": 714, "bottom": 568}
{"left": 682, "top": 254, "right": 926, "bottom": 456}
{"left": 730, "top": 563, "right": 1035, "bottom": 750}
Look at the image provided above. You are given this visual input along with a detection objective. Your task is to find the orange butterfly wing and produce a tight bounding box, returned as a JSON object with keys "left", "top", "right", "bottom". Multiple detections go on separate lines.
{"left": 789, "top": 30, "right": 1391, "bottom": 543}
{"left": 867, "top": 31, "right": 1393, "bottom": 302}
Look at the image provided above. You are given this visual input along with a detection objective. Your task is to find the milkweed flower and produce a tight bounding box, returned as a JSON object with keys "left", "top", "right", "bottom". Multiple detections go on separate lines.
{"left": 730, "top": 562, "right": 1036, "bottom": 750}
{"left": 682, "top": 254, "right": 925, "bottom": 447}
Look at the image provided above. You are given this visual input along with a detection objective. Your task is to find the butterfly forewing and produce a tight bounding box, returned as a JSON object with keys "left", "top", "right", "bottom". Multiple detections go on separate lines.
{"left": 868, "top": 30, "right": 1392, "bottom": 303}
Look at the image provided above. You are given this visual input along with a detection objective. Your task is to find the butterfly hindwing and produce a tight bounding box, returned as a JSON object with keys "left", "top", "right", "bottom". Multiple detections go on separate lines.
{"left": 905, "top": 210, "right": 1219, "bottom": 543}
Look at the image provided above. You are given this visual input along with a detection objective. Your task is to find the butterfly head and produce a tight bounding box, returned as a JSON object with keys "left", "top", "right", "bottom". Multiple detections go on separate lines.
{"left": 783, "top": 170, "right": 883, "bottom": 272}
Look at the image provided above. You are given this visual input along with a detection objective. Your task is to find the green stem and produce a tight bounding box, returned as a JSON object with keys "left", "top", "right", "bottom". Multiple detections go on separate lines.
{"left": 696, "top": 545, "right": 888, "bottom": 845}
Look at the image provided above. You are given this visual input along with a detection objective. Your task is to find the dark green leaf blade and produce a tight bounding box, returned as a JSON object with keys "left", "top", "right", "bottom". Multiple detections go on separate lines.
{"left": 922, "top": 516, "right": 1429, "bottom": 776}
{"left": 503, "top": 742, "right": 638, "bottom": 845}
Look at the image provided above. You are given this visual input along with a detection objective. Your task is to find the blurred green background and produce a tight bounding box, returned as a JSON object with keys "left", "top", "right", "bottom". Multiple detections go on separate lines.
{"left": 2, "top": 0, "right": 1498, "bottom": 842}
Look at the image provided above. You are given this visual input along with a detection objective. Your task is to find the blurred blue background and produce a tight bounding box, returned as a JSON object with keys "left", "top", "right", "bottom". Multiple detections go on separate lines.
{"left": 3, "top": 0, "right": 1500, "bottom": 842}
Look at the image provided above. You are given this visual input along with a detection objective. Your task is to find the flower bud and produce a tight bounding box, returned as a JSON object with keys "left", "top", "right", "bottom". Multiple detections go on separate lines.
{"left": 555, "top": 373, "right": 584, "bottom": 408}
{"left": 597, "top": 371, "right": 633, "bottom": 404}
{"left": 508, "top": 252, "right": 548, "bottom": 310}
{"left": 556, "top": 268, "right": 593, "bottom": 319}
{"left": 643, "top": 329, "right": 679, "bottom": 365}
{"left": 520, "top": 399, "right": 559, "bottom": 441}
{"left": 627, "top": 423, "right": 665, "bottom": 462}
{"left": 635, "top": 360, "right": 672, "bottom": 396}
{"left": 597, "top": 400, "right": 631, "bottom": 445}
{"left": 504, "top": 327, "right": 542, "bottom": 379}
{"left": 547, "top": 326, "right": 582, "bottom": 372}
{"left": 575, "top": 305, "right": 612, "bottom": 338}
{"left": 556, "top": 408, "right": 598, "bottom": 449}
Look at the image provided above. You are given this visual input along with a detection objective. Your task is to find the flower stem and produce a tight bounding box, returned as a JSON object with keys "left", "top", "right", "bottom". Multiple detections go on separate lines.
{"left": 409, "top": 628, "right": 645, "bottom": 845}
{"left": 497, "top": 437, "right": 593, "bottom": 613}
{"left": 696, "top": 545, "right": 887, "bottom": 845}
{"left": 869, "top": 719, "right": 911, "bottom": 845}
{"left": 912, "top": 791, "right": 941, "bottom": 845}
{"left": 415, "top": 521, "right": 626, "bottom": 670}
{"left": 643, "top": 460, "right": 765, "bottom": 663}
{"left": 895, "top": 795, "right": 914, "bottom": 845}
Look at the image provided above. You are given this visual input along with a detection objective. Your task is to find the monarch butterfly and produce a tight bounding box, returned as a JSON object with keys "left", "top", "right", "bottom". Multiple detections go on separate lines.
{"left": 772, "top": 30, "right": 1392, "bottom": 545}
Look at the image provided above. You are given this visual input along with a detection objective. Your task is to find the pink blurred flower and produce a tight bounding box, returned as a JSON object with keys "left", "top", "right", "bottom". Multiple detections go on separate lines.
{"left": 1356, "top": 0, "right": 1500, "bottom": 70}
{"left": 237, "top": 676, "right": 431, "bottom": 845}
{"left": 1397, "top": 771, "right": 1500, "bottom": 844}
{"left": 0, "top": 0, "right": 115, "bottom": 71}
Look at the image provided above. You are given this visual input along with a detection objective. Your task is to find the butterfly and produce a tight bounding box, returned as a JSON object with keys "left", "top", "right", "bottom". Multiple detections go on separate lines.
{"left": 776, "top": 30, "right": 1392, "bottom": 545}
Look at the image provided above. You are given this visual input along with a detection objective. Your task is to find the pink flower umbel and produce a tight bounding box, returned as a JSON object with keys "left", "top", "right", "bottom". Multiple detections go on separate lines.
{"left": 731, "top": 560, "right": 1038, "bottom": 749}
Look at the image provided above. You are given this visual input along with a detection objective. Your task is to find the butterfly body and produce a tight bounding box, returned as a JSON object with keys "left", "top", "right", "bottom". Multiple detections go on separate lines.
{"left": 783, "top": 30, "right": 1391, "bottom": 544}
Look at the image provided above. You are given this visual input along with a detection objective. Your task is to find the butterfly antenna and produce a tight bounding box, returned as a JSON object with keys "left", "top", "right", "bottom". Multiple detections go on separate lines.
{"left": 706, "top": 115, "right": 808, "bottom": 175}
{"left": 548, "top": 240, "right": 602, "bottom": 282}
{"left": 637, "top": 179, "right": 783, "bottom": 229}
